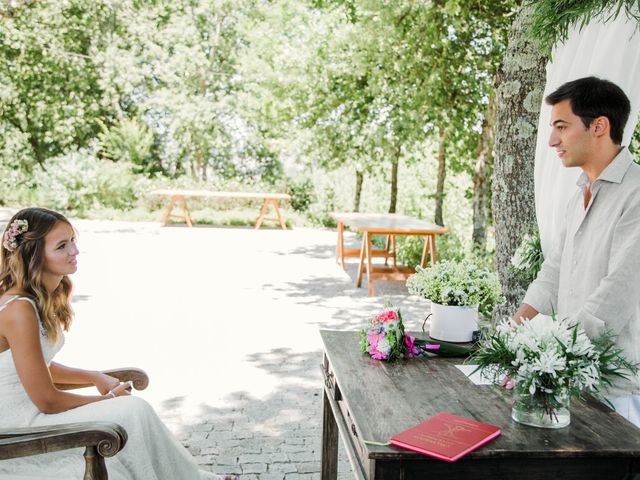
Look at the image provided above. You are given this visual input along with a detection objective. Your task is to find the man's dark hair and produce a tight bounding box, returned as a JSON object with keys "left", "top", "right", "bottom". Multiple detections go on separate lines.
{"left": 545, "top": 76, "right": 631, "bottom": 145}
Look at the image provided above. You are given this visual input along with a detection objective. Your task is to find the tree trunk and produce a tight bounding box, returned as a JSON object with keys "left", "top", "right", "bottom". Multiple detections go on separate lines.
{"left": 354, "top": 169, "right": 364, "bottom": 212}
{"left": 472, "top": 87, "right": 497, "bottom": 251}
{"left": 491, "top": 5, "right": 547, "bottom": 319}
{"left": 388, "top": 146, "right": 400, "bottom": 214}
{"left": 434, "top": 125, "right": 447, "bottom": 227}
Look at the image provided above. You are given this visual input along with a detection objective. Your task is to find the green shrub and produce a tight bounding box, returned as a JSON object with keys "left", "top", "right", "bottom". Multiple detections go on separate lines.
{"left": 97, "top": 118, "right": 158, "bottom": 175}
{"left": 396, "top": 231, "right": 465, "bottom": 268}
{"left": 30, "top": 148, "right": 139, "bottom": 214}
{"left": 287, "top": 177, "right": 315, "bottom": 212}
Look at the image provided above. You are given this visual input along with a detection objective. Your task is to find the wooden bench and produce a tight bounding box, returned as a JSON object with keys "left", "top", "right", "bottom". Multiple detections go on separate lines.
{"left": 151, "top": 189, "right": 292, "bottom": 230}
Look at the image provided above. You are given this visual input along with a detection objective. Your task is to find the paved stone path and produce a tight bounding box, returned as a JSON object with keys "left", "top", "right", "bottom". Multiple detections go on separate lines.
{"left": 0, "top": 209, "right": 429, "bottom": 478}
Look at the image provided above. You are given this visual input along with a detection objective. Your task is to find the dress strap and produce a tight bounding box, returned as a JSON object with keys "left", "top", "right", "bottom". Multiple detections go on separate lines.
{"left": 12, "top": 296, "right": 43, "bottom": 324}
{"left": 0, "top": 295, "right": 20, "bottom": 312}
{"left": 0, "top": 295, "right": 42, "bottom": 324}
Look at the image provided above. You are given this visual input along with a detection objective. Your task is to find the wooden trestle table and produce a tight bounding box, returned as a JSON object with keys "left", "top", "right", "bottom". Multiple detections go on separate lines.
{"left": 331, "top": 213, "right": 448, "bottom": 295}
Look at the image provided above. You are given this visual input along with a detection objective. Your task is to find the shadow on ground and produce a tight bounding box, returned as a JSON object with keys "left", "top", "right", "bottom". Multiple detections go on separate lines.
{"left": 159, "top": 348, "right": 353, "bottom": 479}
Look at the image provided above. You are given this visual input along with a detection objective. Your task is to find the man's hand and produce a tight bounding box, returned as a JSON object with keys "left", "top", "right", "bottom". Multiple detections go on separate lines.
{"left": 512, "top": 303, "right": 539, "bottom": 324}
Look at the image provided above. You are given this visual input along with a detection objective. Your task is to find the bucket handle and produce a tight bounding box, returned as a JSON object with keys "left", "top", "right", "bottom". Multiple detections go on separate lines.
{"left": 422, "top": 313, "right": 432, "bottom": 333}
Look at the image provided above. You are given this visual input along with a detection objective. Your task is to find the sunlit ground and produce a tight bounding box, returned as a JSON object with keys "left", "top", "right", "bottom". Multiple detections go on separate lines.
{"left": 55, "top": 218, "right": 429, "bottom": 431}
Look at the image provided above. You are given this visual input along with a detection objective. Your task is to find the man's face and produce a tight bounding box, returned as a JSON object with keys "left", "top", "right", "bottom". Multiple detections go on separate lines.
{"left": 548, "top": 99, "right": 594, "bottom": 168}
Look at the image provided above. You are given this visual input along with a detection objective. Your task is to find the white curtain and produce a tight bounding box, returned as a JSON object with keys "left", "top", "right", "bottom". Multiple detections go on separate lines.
{"left": 535, "top": 11, "right": 640, "bottom": 256}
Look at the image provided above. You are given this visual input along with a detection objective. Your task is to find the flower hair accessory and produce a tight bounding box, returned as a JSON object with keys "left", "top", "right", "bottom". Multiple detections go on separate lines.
{"left": 360, "top": 304, "right": 439, "bottom": 361}
{"left": 3, "top": 219, "right": 28, "bottom": 252}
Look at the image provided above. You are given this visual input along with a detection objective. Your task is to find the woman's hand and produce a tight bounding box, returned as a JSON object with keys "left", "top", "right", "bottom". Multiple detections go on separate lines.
{"left": 106, "top": 381, "right": 133, "bottom": 398}
{"left": 92, "top": 372, "right": 121, "bottom": 395}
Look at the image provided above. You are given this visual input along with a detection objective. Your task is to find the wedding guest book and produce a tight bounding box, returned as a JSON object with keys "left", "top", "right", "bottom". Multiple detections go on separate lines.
{"left": 389, "top": 412, "right": 501, "bottom": 462}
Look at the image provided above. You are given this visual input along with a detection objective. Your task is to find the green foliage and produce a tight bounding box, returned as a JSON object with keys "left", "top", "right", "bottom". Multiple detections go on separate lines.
{"left": 631, "top": 122, "right": 640, "bottom": 159}
{"left": 0, "top": 0, "right": 114, "bottom": 169}
{"left": 28, "top": 148, "right": 139, "bottom": 215}
{"left": 98, "top": 118, "right": 157, "bottom": 174}
{"left": 396, "top": 232, "right": 468, "bottom": 269}
{"left": 287, "top": 177, "right": 316, "bottom": 212}
{"left": 511, "top": 225, "right": 544, "bottom": 283}
{"left": 527, "top": 0, "right": 640, "bottom": 54}
{"left": 407, "top": 259, "right": 503, "bottom": 317}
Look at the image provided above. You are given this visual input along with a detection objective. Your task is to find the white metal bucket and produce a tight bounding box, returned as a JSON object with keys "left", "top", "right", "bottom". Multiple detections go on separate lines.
{"left": 429, "top": 303, "right": 478, "bottom": 343}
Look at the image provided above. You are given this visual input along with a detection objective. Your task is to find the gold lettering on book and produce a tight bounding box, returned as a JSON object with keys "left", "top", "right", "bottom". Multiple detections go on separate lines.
{"left": 438, "top": 423, "right": 471, "bottom": 438}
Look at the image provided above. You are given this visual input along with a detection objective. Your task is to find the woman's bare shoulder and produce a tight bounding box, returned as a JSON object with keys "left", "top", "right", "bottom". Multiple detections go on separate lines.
{"left": 0, "top": 298, "right": 39, "bottom": 331}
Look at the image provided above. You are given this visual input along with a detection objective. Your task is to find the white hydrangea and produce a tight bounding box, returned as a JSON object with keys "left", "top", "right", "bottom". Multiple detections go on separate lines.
{"left": 376, "top": 338, "right": 391, "bottom": 355}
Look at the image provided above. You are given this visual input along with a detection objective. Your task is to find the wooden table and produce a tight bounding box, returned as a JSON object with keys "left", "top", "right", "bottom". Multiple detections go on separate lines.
{"left": 151, "top": 189, "right": 291, "bottom": 229}
{"left": 320, "top": 330, "right": 640, "bottom": 480}
{"left": 331, "top": 213, "right": 448, "bottom": 296}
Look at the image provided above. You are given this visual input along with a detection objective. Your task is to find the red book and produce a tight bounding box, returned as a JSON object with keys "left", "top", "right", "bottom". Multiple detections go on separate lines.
{"left": 389, "top": 412, "right": 501, "bottom": 462}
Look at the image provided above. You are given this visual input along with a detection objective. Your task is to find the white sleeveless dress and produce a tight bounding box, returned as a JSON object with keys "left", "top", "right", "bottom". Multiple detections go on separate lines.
{"left": 0, "top": 296, "right": 220, "bottom": 479}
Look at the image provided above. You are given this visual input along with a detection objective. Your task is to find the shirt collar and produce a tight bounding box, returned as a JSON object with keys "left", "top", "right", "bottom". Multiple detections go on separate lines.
{"left": 576, "top": 147, "right": 634, "bottom": 188}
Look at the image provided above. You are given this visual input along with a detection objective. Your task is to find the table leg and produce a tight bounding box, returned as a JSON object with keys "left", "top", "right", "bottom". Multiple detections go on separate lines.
{"left": 255, "top": 199, "right": 270, "bottom": 229}
{"left": 271, "top": 199, "right": 287, "bottom": 230}
{"left": 336, "top": 221, "right": 345, "bottom": 268}
{"left": 321, "top": 388, "right": 339, "bottom": 480}
{"left": 365, "top": 232, "right": 374, "bottom": 296}
{"left": 384, "top": 235, "right": 390, "bottom": 266}
{"left": 160, "top": 196, "right": 177, "bottom": 226}
{"left": 177, "top": 195, "right": 193, "bottom": 227}
{"left": 420, "top": 235, "right": 431, "bottom": 268}
{"left": 356, "top": 233, "right": 366, "bottom": 288}
{"left": 430, "top": 234, "right": 438, "bottom": 263}
{"left": 391, "top": 235, "right": 397, "bottom": 268}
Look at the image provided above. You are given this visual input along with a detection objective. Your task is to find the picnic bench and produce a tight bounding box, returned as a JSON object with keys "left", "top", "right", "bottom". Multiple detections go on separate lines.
{"left": 331, "top": 212, "right": 448, "bottom": 295}
{"left": 151, "top": 189, "right": 291, "bottom": 230}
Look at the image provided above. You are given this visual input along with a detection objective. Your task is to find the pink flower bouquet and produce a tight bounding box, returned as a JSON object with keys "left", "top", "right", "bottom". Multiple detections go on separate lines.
{"left": 360, "top": 305, "right": 439, "bottom": 361}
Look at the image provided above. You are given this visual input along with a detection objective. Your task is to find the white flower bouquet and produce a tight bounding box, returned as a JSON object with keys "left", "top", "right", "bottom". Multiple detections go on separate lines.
{"left": 470, "top": 315, "right": 637, "bottom": 427}
{"left": 406, "top": 259, "right": 503, "bottom": 318}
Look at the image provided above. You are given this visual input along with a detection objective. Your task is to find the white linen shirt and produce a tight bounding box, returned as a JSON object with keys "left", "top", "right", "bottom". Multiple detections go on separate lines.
{"left": 524, "top": 147, "right": 640, "bottom": 396}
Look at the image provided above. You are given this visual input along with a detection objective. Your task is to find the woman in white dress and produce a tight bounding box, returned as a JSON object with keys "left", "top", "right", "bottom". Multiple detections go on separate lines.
{"left": 0, "top": 207, "right": 236, "bottom": 479}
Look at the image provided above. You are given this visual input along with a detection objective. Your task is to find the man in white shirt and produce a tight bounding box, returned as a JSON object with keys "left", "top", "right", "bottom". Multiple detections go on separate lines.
{"left": 512, "top": 76, "right": 640, "bottom": 426}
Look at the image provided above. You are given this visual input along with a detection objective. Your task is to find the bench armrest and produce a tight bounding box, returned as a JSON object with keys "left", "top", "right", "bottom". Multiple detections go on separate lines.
{"left": 0, "top": 422, "right": 127, "bottom": 460}
{"left": 55, "top": 368, "right": 149, "bottom": 391}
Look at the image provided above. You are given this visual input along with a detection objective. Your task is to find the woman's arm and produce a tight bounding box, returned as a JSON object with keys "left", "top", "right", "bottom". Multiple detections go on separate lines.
{"left": 49, "top": 362, "right": 120, "bottom": 395}
{"left": 3, "top": 301, "right": 129, "bottom": 414}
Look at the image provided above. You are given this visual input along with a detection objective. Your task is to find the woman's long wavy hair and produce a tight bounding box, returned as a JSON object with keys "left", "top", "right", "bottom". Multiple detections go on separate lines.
{"left": 0, "top": 208, "right": 73, "bottom": 342}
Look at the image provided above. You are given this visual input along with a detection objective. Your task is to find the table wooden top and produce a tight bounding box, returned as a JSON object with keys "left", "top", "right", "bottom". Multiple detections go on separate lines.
{"left": 320, "top": 329, "right": 640, "bottom": 461}
{"left": 331, "top": 212, "right": 447, "bottom": 235}
{"left": 151, "top": 189, "right": 291, "bottom": 200}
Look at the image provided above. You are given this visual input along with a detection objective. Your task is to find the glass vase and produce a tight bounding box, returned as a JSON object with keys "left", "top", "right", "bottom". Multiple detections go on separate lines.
{"left": 511, "top": 388, "right": 570, "bottom": 429}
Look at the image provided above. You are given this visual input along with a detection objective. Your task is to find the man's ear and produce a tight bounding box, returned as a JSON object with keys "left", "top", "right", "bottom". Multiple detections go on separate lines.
{"left": 592, "top": 116, "right": 610, "bottom": 138}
